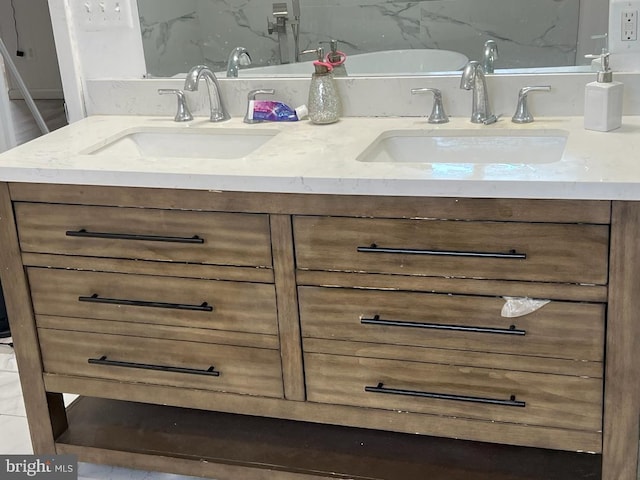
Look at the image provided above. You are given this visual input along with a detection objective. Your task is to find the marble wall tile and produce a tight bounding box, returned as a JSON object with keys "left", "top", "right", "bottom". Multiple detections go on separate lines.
{"left": 417, "top": 0, "right": 580, "bottom": 68}
{"left": 139, "top": 0, "right": 205, "bottom": 77}
{"left": 140, "top": 0, "right": 582, "bottom": 76}
{"left": 195, "top": 0, "right": 282, "bottom": 69}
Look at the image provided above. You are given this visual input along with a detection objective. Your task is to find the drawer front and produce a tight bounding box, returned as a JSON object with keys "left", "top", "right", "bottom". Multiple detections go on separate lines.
{"left": 298, "top": 287, "right": 604, "bottom": 362}
{"left": 293, "top": 216, "right": 609, "bottom": 284}
{"left": 39, "top": 329, "right": 283, "bottom": 398}
{"left": 28, "top": 268, "right": 278, "bottom": 336}
{"left": 305, "top": 353, "right": 602, "bottom": 432}
{"left": 15, "top": 202, "right": 272, "bottom": 267}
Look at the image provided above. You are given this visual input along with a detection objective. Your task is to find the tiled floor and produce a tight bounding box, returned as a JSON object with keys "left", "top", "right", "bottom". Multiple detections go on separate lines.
{"left": 0, "top": 341, "right": 205, "bottom": 480}
{"left": 9, "top": 99, "right": 68, "bottom": 146}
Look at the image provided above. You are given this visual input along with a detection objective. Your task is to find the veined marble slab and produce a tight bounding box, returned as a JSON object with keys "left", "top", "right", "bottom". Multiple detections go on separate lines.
{"left": 1, "top": 115, "right": 640, "bottom": 201}
{"left": 139, "top": 0, "right": 582, "bottom": 77}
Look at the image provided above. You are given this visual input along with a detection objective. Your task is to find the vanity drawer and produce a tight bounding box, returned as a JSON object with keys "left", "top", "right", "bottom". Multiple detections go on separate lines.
{"left": 293, "top": 216, "right": 609, "bottom": 284}
{"left": 39, "top": 329, "right": 284, "bottom": 398}
{"left": 27, "top": 268, "right": 278, "bottom": 336}
{"left": 14, "top": 202, "right": 272, "bottom": 267}
{"left": 304, "top": 353, "right": 602, "bottom": 432}
{"left": 298, "top": 287, "right": 604, "bottom": 361}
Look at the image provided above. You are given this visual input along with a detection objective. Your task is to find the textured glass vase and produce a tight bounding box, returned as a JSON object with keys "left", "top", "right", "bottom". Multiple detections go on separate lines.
{"left": 308, "top": 72, "right": 342, "bottom": 124}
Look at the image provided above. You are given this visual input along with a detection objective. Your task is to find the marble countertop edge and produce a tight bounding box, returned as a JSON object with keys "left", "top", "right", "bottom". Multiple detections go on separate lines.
{"left": 1, "top": 115, "right": 639, "bottom": 201}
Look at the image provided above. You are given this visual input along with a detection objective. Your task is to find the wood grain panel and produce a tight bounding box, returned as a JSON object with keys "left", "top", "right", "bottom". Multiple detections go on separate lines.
{"left": 298, "top": 286, "right": 605, "bottom": 362}
{"left": 58, "top": 444, "right": 340, "bottom": 480}
{"left": 44, "top": 375, "right": 602, "bottom": 452}
{"left": 294, "top": 216, "right": 610, "bottom": 284}
{"left": 9, "top": 183, "right": 612, "bottom": 224}
{"left": 28, "top": 268, "right": 278, "bottom": 335}
{"left": 270, "top": 215, "right": 305, "bottom": 401}
{"left": 36, "top": 315, "right": 279, "bottom": 350}
{"left": 14, "top": 202, "right": 272, "bottom": 267}
{"left": 0, "top": 182, "right": 62, "bottom": 453}
{"left": 296, "top": 270, "right": 608, "bottom": 303}
{"left": 602, "top": 201, "right": 640, "bottom": 480}
{"left": 22, "top": 252, "right": 274, "bottom": 283}
{"left": 305, "top": 353, "right": 602, "bottom": 432}
{"left": 39, "top": 329, "right": 283, "bottom": 398}
{"left": 55, "top": 397, "right": 601, "bottom": 480}
{"left": 303, "top": 339, "right": 602, "bottom": 378}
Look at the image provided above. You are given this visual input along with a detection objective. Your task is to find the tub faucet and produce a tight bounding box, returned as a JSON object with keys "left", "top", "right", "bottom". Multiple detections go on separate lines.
{"left": 460, "top": 60, "right": 497, "bottom": 125}
{"left": 184, "top": 65, "right": 231, "bottom": 122}
{"left": 482, "top": 40, "right": 498, "bottom": 74}
{"left": 227, "top": 47, "right": 251, "bottom": 78}
{"left": 268, "top": 3, "right": 291, "bottom": 64}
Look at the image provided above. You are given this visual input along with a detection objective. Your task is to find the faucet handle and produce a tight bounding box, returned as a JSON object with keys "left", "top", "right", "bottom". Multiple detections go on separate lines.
{"left": 411, "top": 88, "right": 449, "bottom": 124}
{"left": 158, "top": 89, "right": 193, "bottom": 122}
{"left": 248, "top": 89, "right": 276, "bottom": 101}
{"left": 300, "top": 47, "right": 324, "bottom": 61}
{"left": 244, "top": 89, "right": 275, "bottom": 124}
{"left": 512, "top": 85, "right": 551, "bottom": 124}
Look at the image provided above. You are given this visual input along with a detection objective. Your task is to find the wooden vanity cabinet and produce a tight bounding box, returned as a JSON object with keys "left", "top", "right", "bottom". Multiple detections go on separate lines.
{"left": 0, "top": 182, "right": 638, "bottom": 480}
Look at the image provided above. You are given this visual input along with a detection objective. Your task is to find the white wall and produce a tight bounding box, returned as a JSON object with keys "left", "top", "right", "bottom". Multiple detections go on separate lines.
{"left": 0, "top": 58, "right": 17, "bottom": 153}
{"left": 48, "top": 0, "right": 146, "bottom": 122}
{"left": 0, "top": 0, "right": 63, "bottom": 99}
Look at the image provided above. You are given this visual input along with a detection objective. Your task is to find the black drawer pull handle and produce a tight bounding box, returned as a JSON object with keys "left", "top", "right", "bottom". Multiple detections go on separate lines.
{"left": 88, "top": 355, "right": 220, "bottom": 376}
{"left": 361, "top": 315, "right": 526, "bottom": 336}
{"left": 365, "top": 383, "right": 525, "bottom": 407}
{"left": 79, "top": 294, "right": 213, "bottom": 312}
{"left": 357, "top": 244, "right": 526, "bottom": 259}
{"left": 66, "top": 229, "right": 205, "bottom": 244}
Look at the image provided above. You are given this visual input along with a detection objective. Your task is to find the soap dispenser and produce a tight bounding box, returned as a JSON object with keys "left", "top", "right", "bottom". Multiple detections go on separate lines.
{"left": 321, "top": 40, "right": 347, "bottom": 77}
{"left": 301, "top": 47, "right": 342, "bottom": 124}
{"left": 584, "top": 50, "right": 623, "bottom": 132}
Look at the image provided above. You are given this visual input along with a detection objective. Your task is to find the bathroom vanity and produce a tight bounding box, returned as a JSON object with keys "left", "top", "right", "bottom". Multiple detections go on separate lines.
{"left": 0, "top": 116, "right": 638, "bottom": 480}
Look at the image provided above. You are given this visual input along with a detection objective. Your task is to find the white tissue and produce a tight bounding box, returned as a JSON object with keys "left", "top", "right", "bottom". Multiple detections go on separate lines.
{"left": 501, "top": 297, "right": 550, "bottom": 318}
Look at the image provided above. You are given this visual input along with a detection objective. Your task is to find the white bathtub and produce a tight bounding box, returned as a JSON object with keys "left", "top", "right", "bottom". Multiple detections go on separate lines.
{"left": 233, "top": 49, "right": 469, "bottom": 77}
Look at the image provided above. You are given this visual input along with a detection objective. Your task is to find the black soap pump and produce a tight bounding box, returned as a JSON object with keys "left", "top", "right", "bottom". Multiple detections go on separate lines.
{"left": 300, "top": 47, "right": 342, "bottom": 124}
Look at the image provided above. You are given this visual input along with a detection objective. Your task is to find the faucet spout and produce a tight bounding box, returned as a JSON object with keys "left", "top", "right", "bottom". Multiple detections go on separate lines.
{"left": 184, "top": 65, "right": 231, "bottom": 122}
{"left": 460, "top": 60, "right": 497, "bottom": 125}
{"left": 227, "top": 47, "right": 251, "bottom": 78}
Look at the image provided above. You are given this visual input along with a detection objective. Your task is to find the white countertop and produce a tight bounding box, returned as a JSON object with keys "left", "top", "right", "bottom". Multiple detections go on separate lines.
{"left": 1, "top": 115, "right": 639, "bottom": 200}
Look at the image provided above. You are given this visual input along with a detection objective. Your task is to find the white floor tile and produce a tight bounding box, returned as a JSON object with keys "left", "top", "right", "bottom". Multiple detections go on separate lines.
{"left": 78, "top": 462, "right": 207, "bottom": 480}
{"left": 0, "top": 414, "right": 33, "bottom": 454}
{"left": 0, "top": 344, "right": 18, "bottom": 372}
{"left": 63, "top": 393, "right": 79, "bottom": 407}
{"left": 0, "top": 371, "right": 26, "bottom": 416}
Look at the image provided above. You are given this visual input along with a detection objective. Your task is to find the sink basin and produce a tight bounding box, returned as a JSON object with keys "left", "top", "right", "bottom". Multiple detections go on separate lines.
{"left": 86, "top": 128, "right": 279, "bottom": 159}
{"left": 357, "top": 130, "right": 569, "bottom": 164}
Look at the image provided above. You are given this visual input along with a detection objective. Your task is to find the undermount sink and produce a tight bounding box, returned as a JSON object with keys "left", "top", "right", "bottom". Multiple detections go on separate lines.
{"left": 86, "top": 128, "right": 279, "bottom": 159}
{"left": 357, "top": 130, "right": 569, "bottom": 165}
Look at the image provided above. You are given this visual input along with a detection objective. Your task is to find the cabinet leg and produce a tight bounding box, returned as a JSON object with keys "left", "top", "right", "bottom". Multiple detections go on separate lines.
{"left": 0, "top": 182, "right": 61, "bottom": 453}
{"left": 602, "top": 201, "right": 640, "bottom": 480}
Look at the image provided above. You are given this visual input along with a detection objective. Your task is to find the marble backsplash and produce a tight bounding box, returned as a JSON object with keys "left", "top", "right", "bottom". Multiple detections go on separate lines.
{"left": 139, "top": 0, "right": 582, "bottom": 77}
